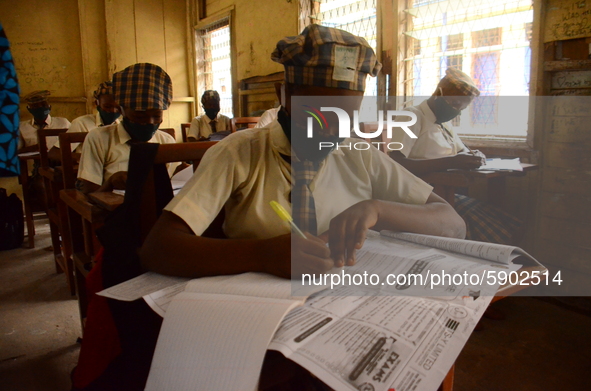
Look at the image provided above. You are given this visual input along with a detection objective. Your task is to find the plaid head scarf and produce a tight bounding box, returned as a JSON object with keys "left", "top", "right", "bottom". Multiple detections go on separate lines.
{"left": 442, "top": 68, "right": 480, "bottom": 97}
{"left": 112, "top": 63, "right": 172, "bottom": 110}
{"left": 23, "top": 90, "right": 50, "bottom": 104}
{"left": 271, "top": 24, "right": 381, "bottom": 91}
{"left": 93, "top": 81, "right": 114, "bottom": 100}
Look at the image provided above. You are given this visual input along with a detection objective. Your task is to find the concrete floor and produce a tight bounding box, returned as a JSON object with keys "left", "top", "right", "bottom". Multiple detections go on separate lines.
{"left": 0, "top": 218, "right": 590, "bottom": 391}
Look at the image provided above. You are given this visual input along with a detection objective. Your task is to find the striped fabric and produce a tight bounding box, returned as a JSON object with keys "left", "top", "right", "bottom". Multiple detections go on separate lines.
{"left": 93, "top": 81, "right": 113, "bottom": 100}
{"left": 454, "top": 194, "right": 522, "bottom": 245}
{"left": 112, "top": 63, "right": 172, "bottom": 111}
{"left": 291, "top": 160, "right": 319, "bottom": 235}
{"left": 272, "top": 24, "right": 381, "bottom": 91}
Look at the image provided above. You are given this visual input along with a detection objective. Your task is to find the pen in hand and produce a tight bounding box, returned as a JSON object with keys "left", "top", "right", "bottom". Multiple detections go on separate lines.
{"left": 270, "top": 200, "right": 307, "bottom": 239}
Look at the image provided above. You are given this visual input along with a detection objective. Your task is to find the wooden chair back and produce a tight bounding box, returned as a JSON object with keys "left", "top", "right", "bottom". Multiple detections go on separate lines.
{"left": 181, "top": 123, "right": 191, "bottom": 142}
{"left": 38, "top": 128, "right": 68, "bottom": 174}
{"left": 231, "top": 117, "right": 260, "bottom": 132}
{"left": 58, "top": 132, "right": 88, "bottom": 189}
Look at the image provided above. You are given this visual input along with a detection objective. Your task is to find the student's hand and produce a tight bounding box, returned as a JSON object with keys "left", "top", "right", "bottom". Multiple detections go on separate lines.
{"left": 266, "top": 233, "right": 333, "bottom": 279}
{"left": 108, "top": 171, "right": 128, "bottom": 190}
{"left": 321, "top": 200, "right": 379, "bottom": 267}
{"left": 452, "top": 153, "right": 485, "bottom": 170}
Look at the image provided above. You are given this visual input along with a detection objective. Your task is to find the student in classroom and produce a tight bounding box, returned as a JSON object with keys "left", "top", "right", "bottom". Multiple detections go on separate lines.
{"left": 47, "top": 81, "right": 121, "bottom": 161}
{"left": 76, "top": 63, "right": 177, "bottom": 194}
{"left": 388, "top": 68, "right": 523, "bottom": 245}
{"left": 186, "top": 89, "right": 231, "bottom": 141}
{"left": 140, "top": 24, "right": 465, "bottom": 281}
{"left": 17, "top": 90, "right": 70, "bottom": 153}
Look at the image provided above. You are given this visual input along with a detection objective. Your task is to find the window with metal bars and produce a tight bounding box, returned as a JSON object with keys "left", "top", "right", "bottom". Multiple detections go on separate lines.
{"left": 403, "top": 0, "right": 533, "bottom": 138}
{"left": 195, "top": 18, "right": 233, "bottom": 118}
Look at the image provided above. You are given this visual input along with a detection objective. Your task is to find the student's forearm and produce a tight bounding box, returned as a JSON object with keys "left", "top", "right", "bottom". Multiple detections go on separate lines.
{"left": 372, "top": 194, "right": 466, "bottom": 239}
{"left": 47, "top": 147, "right": 61, "bottom": 162}
{"left": 389, "top": 151, "right": 456, "bottom": 175}
{"left": 76, "top": 179, "right": 101, "bottom": 194}
{"left": 140, "top": 211, "right": 287, "bottom": 278}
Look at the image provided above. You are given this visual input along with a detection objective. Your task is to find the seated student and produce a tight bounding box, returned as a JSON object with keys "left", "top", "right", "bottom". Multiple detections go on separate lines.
{"left": 187, "top": 90, "right": 231, "bottom": 141}
{"left": 140, "top": 24, "right": 465, "bottom": 281}
{"left": 17, "top": 90, "right": 70, "bottom": 153}
{"left": 388, "top": 68, "right": 522, "bottom": 244}
{"left": 48, "top": 81, "right": 121, "bottom": 161}
{"left": 76, "top": 63, "right": 177, "bottom": 194}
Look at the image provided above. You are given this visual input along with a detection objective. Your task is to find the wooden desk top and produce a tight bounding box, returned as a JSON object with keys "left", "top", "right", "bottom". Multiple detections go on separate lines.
{"left": 87, "top": 191, "right": 125, "bottom": 212}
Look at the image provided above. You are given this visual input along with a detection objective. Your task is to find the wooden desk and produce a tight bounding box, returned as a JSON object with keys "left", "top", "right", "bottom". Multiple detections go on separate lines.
{"left": 87, "top": 191, "right": 125, "bottom": 212}
{"left": 420, "top": 163, "right": 538, "bottom": 208}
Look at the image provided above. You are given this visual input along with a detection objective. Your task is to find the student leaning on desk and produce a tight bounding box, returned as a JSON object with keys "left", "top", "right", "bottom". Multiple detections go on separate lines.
{"left": 76, "top": 63, "right": 177, "bottom": 194}
{"left": 140, "top": 24, "right": 465, "bottom": 281}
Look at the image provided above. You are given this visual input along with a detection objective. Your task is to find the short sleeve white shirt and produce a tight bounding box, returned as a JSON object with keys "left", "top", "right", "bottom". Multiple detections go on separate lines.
{"left": 77, "top": 122, "right": 176, "bottom": 186}
{"left": 18, "top": 115, "right": 71, "bottom": 150}
{"left": 54, "top": 112, "right": 120, "bottom": 151}
{"left": 187, "top": 113, "right": 232, "bottom": 140}
{"left": 397, "top": 101, "right": 466, "bottom": 159}
{"left": 254, "top": 108, "right": 279, "bottom": 128}
{"left": 165, "top": 119, "right": 433, "bottom": 239}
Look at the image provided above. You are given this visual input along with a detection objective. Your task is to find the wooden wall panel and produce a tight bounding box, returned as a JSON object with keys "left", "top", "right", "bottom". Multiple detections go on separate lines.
{"left": 540, "top": 192, "right": 591, "bottom": 222}
{"left": 542, "top": 167, "right": 591, "bottom": 195}
{"left": 540, "top": 216, "right": 591, "bottom": 249}
{"left": 536, "top": 240, "right": 591, "bottom": 276}
{"left": 544, "top": 142, "right": 591, "bottom": 170}
{"left": 164, "top": 0, "right": 191, "bottom": 97}
{"left": 105, "top": 0, "right": 138, "bottom": 73}
{"left": 134, "top": 0, "right": 167, "bottom": 68}
{"left": 547, "top": 116, "right": 591, "bottom": 144}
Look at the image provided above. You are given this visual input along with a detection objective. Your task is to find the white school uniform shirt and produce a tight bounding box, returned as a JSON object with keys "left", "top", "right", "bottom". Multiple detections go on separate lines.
{"left": 77, "top": 122, "right": 177, "bottom": 186}
{"left": 187, "top": 113, "right": 231, "bottom": 140}
{"left": 397, "top": 100, "right": 467, "bottom": 159}
{"left": 165, "top": 119, "right": 433, "bottom": 239}
{"left": 254, "top": 107, "right": 279, "bottom": 128}
{"left": 54, "top": 112, "right": 120, "bottom": 151}
{"left": 18, "top": 115, "right": 71, "bottom": 150}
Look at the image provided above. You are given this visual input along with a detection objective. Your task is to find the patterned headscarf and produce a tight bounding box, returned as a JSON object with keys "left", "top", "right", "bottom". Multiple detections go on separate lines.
{"left": 93, "top": 81, "right": 114, "bottom": 100}
{"left": 112, "top": 63, "right": 172, "bottom": 110}
{"left": 442, "top": 68, "right": 480, "bottom": 97}
{"left": 201, "top": 90, "right": 220, "bottom": 104}
{"left": 272, "top": 24, "right": 381, "bottom": 91}
{"left": 23, "top": 90, "right": 50, "bottom": 104}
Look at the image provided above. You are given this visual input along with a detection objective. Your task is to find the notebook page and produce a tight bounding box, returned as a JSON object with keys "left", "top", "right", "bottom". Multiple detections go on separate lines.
{"left": 145, "top": 291, "right": 302, "bottom": 391}
{"left": 185, "top": 272, "right": 300, "bottom": 301}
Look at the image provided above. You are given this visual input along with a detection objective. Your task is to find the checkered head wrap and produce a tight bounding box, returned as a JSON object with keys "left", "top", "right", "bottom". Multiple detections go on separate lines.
{"left": 442, "top": 68, "right": 480, "bottom": 97}
{"left": 112, "top": 63, "right": 172, "bottom": 110}
{"left": 271, "top": 24, "right": 381, "bottom": 92}
{"left": 201, "top": 90, "right": 220, "bottom": 104}
{"left": 93, "top": 81, "right": 114, "bottom": 100}
{"left": 23, "top": 90, "right": 50, "bottom": 104}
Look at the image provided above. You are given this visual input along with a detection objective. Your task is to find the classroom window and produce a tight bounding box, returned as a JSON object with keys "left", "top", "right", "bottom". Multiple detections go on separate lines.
{"left": 195, "top": 18, "right": 233, "bottom": 118}
{"left": 403, "top": 0, "right": 533, "bottom": 139}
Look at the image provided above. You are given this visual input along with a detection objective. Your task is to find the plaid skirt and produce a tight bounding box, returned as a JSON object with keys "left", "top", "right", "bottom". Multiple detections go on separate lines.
{"left": 454, "top": 194, "right": 523, "bottom": 245}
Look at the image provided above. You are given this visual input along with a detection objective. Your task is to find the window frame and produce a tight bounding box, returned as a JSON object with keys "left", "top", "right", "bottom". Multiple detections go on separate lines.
{"left": 193, "top": 6, "right": 237, "bottom": 118}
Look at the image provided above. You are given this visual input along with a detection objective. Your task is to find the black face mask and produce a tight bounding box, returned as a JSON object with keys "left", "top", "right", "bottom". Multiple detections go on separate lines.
{"left": 28, "top": 106, "right": 51, "bottom": 122}
{"left": 97, "top": 107, "right": 121, "bottom": 125}
{"left": 277, "top": 108, "right": 343, "bottom": 163}
{"left": 204, "top": 108, "right": 220, "bottom": 120}
{"left": 431, "top": 97, "right": 460, "bottom": 124}
{"left": 123, "top": 117, "right": 159, "bottom": 142}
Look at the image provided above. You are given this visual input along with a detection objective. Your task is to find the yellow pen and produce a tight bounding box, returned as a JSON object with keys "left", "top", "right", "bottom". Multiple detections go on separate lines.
{"left": 269, "top": 200, "right": 307, "bottom": 239}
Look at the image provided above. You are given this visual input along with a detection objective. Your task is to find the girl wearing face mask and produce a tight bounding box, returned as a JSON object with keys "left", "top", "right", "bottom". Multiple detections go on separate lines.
{"left": 186, "top": 90, "right": 232, "bottom": 141}
{"left": 17, "top": 90, "right": 71, "bottom": 153}
{"left": 387, "top": 68, "right": 522, "bottom": 246}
